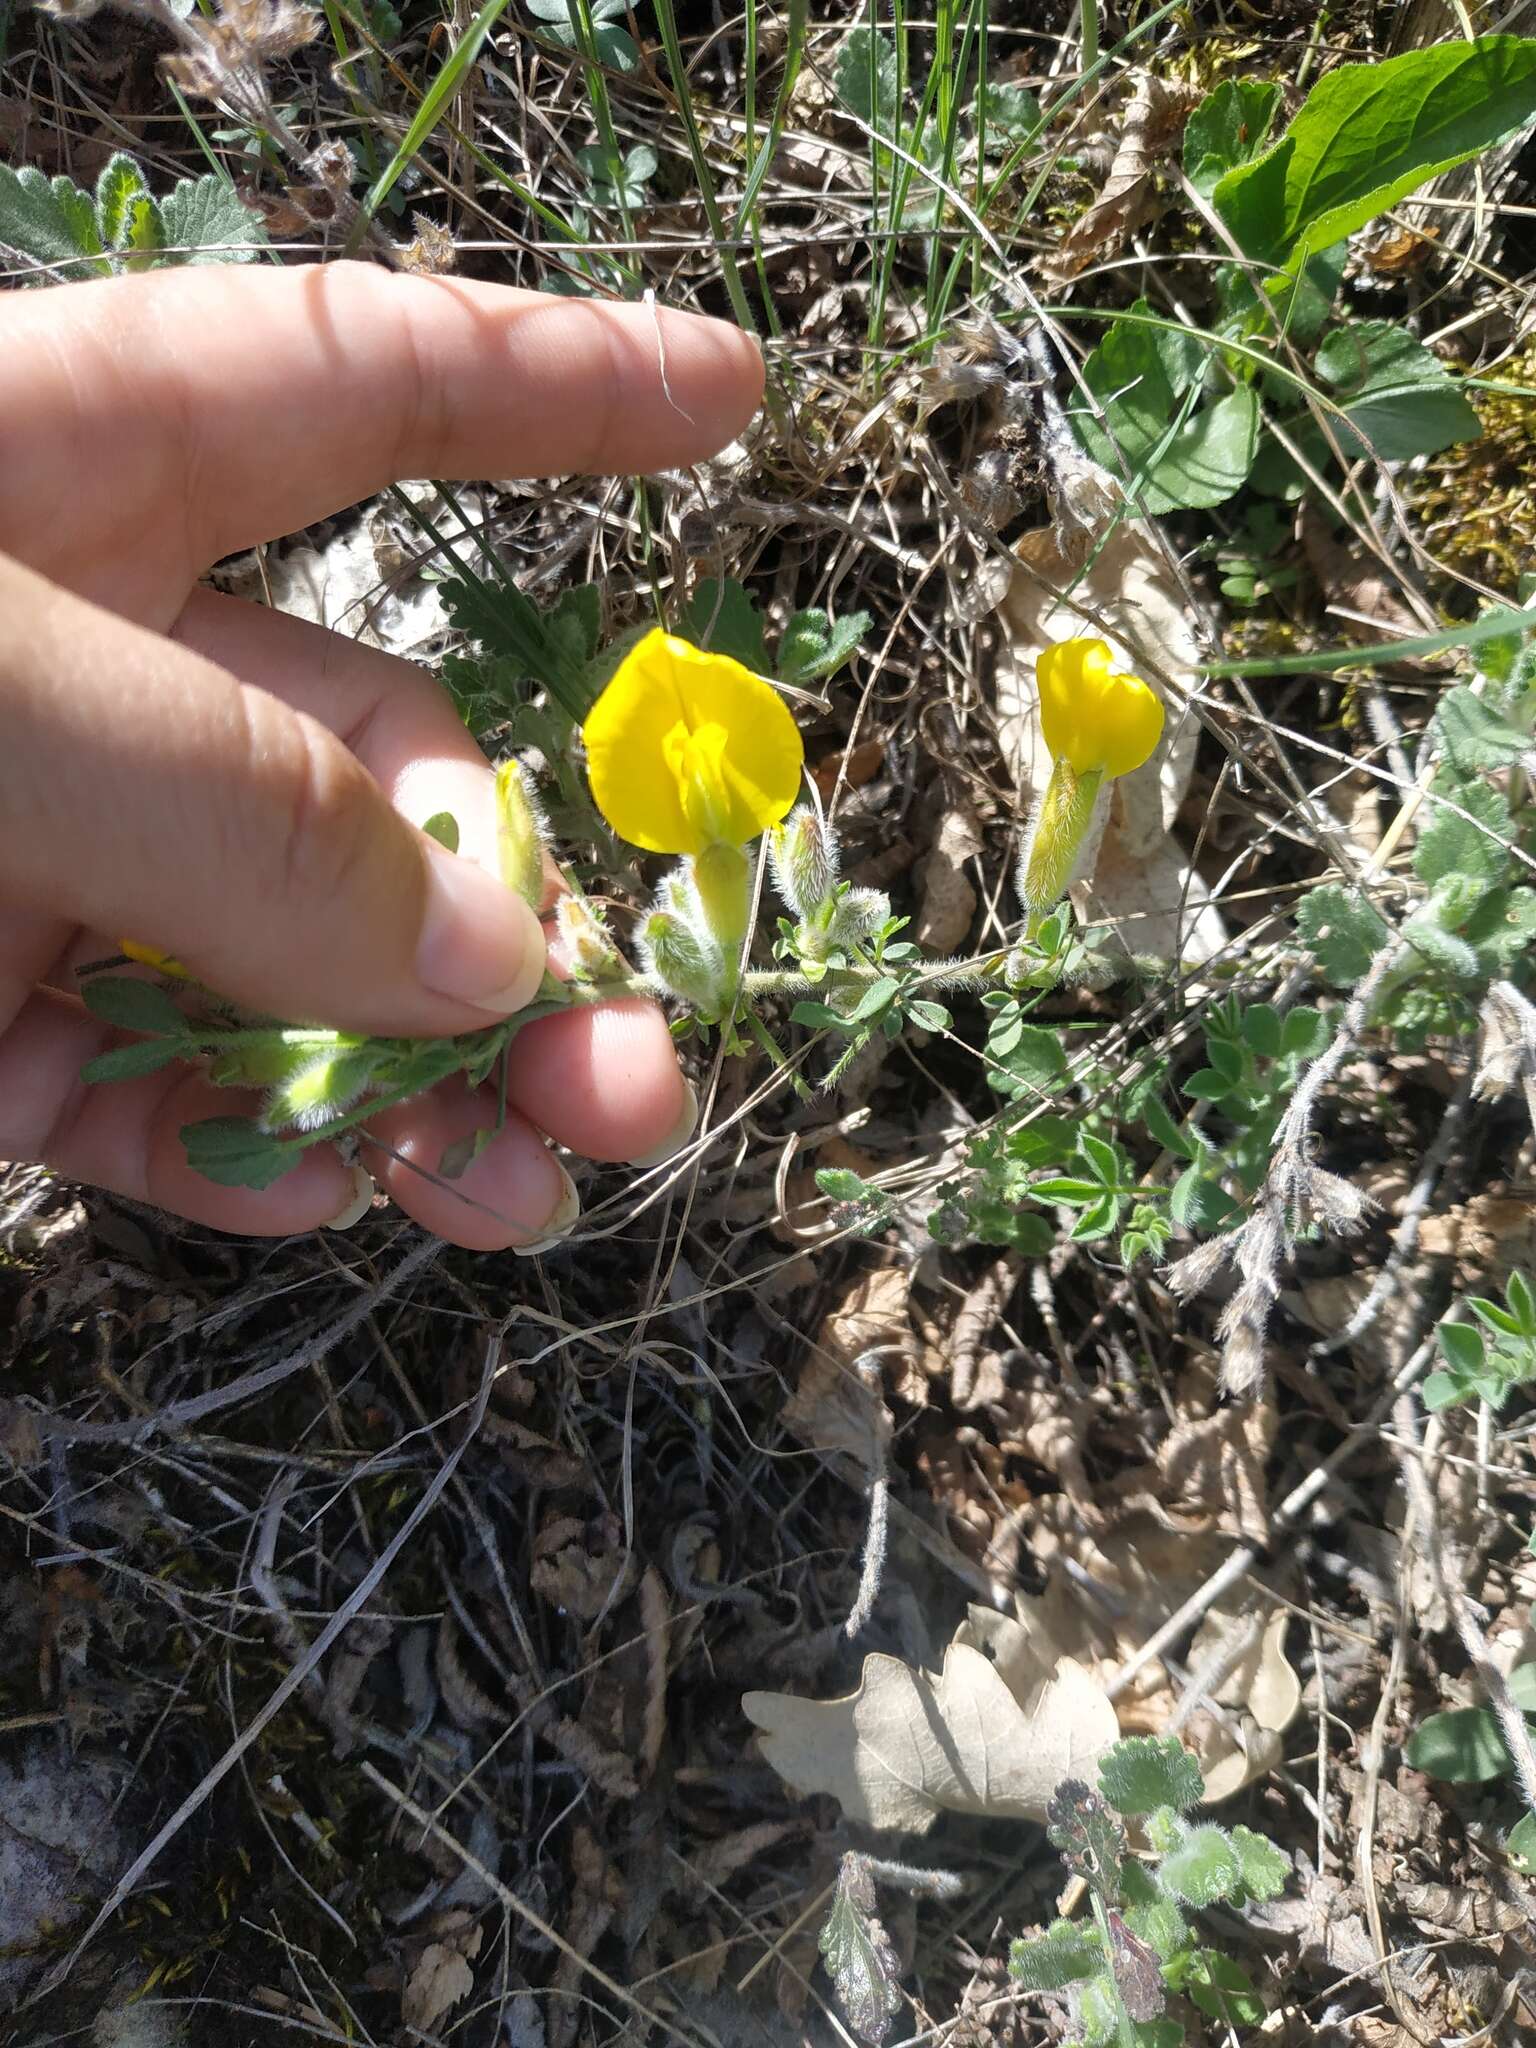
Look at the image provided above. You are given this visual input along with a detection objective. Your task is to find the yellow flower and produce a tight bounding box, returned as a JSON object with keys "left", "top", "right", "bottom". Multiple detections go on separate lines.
{"left": 583, "top": 629, "right": 804, "bottom": 854}
{"left": 1036, "top": 637, "right": 1163, "bottom": 778}
{"left": 120, "top": 940, "right": 189, "bottom": 979}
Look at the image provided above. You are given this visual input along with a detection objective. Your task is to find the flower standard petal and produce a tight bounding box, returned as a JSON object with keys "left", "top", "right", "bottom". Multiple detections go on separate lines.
{"left": 583, "top": 629, "right": 804, "bottom": 855}
{"left": 1036, "top": 637, "right": 1164, "bottom": 778}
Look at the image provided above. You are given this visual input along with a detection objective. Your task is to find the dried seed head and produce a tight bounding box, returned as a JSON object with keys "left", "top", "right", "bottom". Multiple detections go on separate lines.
{"left": 1163, "top": 1233, "right": 1236, "bottom": 1301}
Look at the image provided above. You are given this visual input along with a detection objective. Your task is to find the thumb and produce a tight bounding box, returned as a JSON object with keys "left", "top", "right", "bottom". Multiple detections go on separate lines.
{"left": 0, "top": 556, "right": 546, "bottom": 1034}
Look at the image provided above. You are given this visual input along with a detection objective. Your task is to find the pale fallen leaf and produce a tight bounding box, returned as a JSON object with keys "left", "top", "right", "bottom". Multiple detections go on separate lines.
{"left": 402, "top": 1942, "right": 474, "bottom": 2032}
{"left": 742, "top": 1604, "right": 1117, "bottom": 1832}
{"left": 783, "top": 1267, "right": 912, "bottom": 1465}
{"left": 914, "top": 804, "right": 983, "bottom": 953}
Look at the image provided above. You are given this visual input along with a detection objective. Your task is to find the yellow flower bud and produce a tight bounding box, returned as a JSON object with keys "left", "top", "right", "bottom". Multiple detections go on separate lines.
{"left": 1036, "top": 637, "right": 1163, "bottom": 778}
{"left": 583, "top": 629, "right": 804, "bottom": 855}
{"left": 120, "top": 940, "right": 189, "bottom": 979}
{"left": 495, "top": 760, "right": 548, "bottom": 909}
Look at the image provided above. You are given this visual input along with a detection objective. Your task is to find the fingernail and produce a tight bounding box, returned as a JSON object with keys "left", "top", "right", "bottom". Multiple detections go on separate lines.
{"left": 416, "top": 842, "right": 547, "bottom": 1016}
{"left": 512, "top": 1160, "right": 581, "bottom": 1257}
{"left": 322, "top": 1163, "right": 376, "bottom": 1231}
{"left": 627, "top": 1080, "right": 700, "bottom": 1168}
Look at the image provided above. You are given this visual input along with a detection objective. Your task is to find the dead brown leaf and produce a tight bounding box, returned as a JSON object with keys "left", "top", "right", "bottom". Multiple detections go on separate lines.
{"left": 1039, "top": 74, "right": 1178, "bottom": 284}
{"left": 402, "top": 1935, "right": 477, "bottom": 2033}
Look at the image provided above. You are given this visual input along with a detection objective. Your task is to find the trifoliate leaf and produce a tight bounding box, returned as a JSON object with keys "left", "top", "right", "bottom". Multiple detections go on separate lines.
{"left": 1098, "top": 1735, "right": 1204, "bottom": 1816}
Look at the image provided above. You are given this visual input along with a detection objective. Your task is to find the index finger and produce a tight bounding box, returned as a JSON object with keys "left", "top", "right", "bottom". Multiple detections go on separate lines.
{"left": 0, "top": 263, "right": 764, "bottom": 622}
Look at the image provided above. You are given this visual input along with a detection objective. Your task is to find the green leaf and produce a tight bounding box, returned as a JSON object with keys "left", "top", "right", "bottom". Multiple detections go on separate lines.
{"left": 1415, "top": 774, "right": 1514, "bottom": 889}
{"left": 1239, "top": 1001, "right": 1282, "bottom": 1057}
{"left": 123, "top": 194, "right": 166, "bottom": 266}
{"left": 1073, "top": 306, "right": 1258, "bottom": 513}
{"left": 833, "top": 25, "right": 901, "bottom": 143}
{"left": 1047, "top": 1780, "right": 1127, "bottom": 1903}
{"left": 1182, "top": 1951, "right": 1266, "bottom": 2028}
{"left": 1213, "top": 39, "right": 1536, "bottom": 274}
{"left": 1435, "top": 684, "right": 1534, "bottom": 774}
{"left": 1296, "top": 884, "right": 1391, "bottom": 986}
{"left": 1439, "top": 1320, "right": 1487, "bottom": 1373}
{"left": 1465, "top": 885, "right": 1536, "bottom": 972}
{"left": 1316, "top": 320, "right": 1482, "bottom": 462}
{"left": 683, "top": 578, "right": 769, "bottom": 672}
{"left": 1120, "top": 1861, "right": 1190, "bottom": 1960}
{"left": 440, "top": 575, "right": 585, "bottom": 716}
{"left": 1098, "top": 1736, "right": 1204, "bottom": 1816}
{"left": 818, "top": 1867, "right": 903, "bottom": 2046}
{"left": 158, "top": 173, "right": 266, "bottom": 265}
{"left": 180, "top": 1117, "right": 302, "bottom": 1190}
{"left": 1507, "top": 1663, "right": 1536, "bottom": 1713}
{"left": 0, "top": 163, "right": 108, "bottom": 280}
{"left": 94, "top": 153, "right": 151, "bottom": 249}
{"left": 1071, "top": 1194, "right": 1120, "bottom": 1242}
{"left": 82, "top": 1037, "right": 185, "bottom": 1084}
{"left": 906, "top": 999, "right": 951, "bottom": 1032}
{"left": 779, "top": 607, "right": 873, "bottom": 687}
{"left": 1280, "top": 1004, "right": 1331, "bottom": 1058}
{"left": 1228, "top": 1825, "right": 1292, "bottom": 1902}
{"left": 1158, "top": 1824, "right": 1242, "bottom": 1906}
{"left": 1030, "top": 1177, "right": 1107, "bottom": 1205}
{"left": 981, "top": 81, "right": 1043, "bottom": 143}
{"left": 544, "top": 581, "right": 603, "bottom": 671}
{"left": 1422, "top": 1368, "right": 1475, "bottom": 1412}
{"left": 422, "top": 810, "right": 460, "bottom": 853}
{"left": 1077, "top": 1133, "right": 1121, "bottom": 1186}
{"left": 1508, "top": 1810, "right": 1536, "bottom": 1873}
{"left": 1008, "top": 1925, "right": 1102, "bottom": 1991}
{"left": 1183, "top": 1068, "right": 1236, "bottom": 1102}
{"left": 992, "top": 1022, "right": 1067, "bottom": 1091}
{"left": 1406, "top": 1706, "right": 1515, "bottom": 1782}
{"left": 1183, "top": 78, "right": 1281, "bottom": 199}
{"left": 82, "top": 976, "right": 189, "bottom": 1037}
{"left": 1508, "top": 1270, "right": 1536, "bottom": 1334}
{"left": 1170, "top": 1166, "right": 1237, "bottom": 1233}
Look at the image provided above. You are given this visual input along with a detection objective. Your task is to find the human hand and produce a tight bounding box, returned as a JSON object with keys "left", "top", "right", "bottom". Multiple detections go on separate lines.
{"left": 0, "top": 262, "right": 763, "bottom": 1248}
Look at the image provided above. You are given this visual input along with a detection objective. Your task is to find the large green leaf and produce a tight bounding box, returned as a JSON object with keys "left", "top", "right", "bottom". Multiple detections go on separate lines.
{"left": 1073, "top": 304, "right": 1257, "bottom": 512}
{"left": 159, "top": 175, "right": 266, "bottom": 265}
{"left": 1406, "top": 1705, "right": 1517, "bottom": 1783}
{"left": 0, "top": 164, "right": 107, "bottom": 282}
{"left": 1184, "top": 79, "right": 1281, "bottom": 199}
{"left": 1214, "top": 38, "right": 1536, "bottom": 273}
{"left": 1316, "top": 320, "right": 1482, "bottom": 462}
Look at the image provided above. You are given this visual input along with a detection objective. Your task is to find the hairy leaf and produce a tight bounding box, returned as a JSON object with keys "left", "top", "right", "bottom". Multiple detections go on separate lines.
{"left": 1098, "top": 1736, "right": 1204, "bottom": 1816}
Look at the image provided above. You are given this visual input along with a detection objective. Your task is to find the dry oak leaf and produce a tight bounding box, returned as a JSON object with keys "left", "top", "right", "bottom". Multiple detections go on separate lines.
{"left": 742, "top": 1604, "right": 1117, "bottom": 1832}
{"left": 402, "top": 1936, "right": 477, "bottom": 2032}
